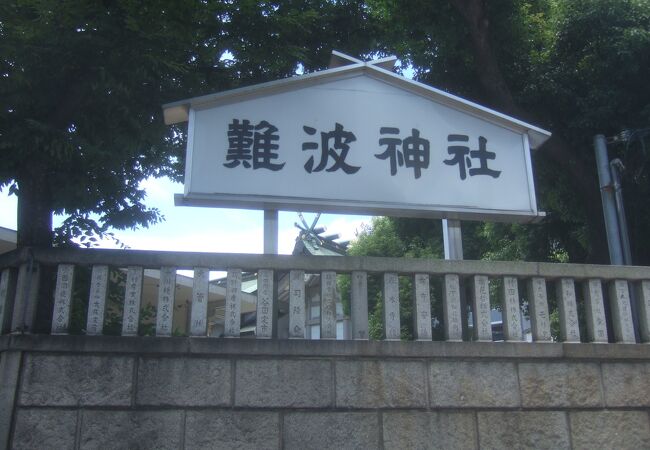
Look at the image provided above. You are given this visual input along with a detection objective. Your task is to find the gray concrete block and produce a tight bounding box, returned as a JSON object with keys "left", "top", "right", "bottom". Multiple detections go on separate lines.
{"left": 235, "top": 359, "right": 331, "bottom": 407}
{"left": 383, "top": 411, "right": 477, "bottom": 450}
{"left": 570, "top": 411, "right": 650, "bottom": 450}
{"left": 429, "top": 361, "right": 519, "bottom": 407}
{"left": 336, "top": 360, "right": 427, "bottom": 408}
{"left": 19, "top": 354, "right": 132, "bottom": 406}
{"left": 136, "top": 356, "right": 230, "bottom": 406}
{"left": 12, "top": 409, "right": 77, "bottom": 450}
{"left": 80, "top": 410, "right": 182, "bottom": 450}
{"left": 478, "top": 411, "right": 570, "bottom": 450}
{"left": 284, "top": 412, "right": 378, "bottom": 450}
{"left": 518, "top": 362, "right": 603, "bottom": 407}
{"left": 185, "top": 410, "right": 279, "bottom": 450}
{"left": 602, "top": 362, "right": 650, "bottom": 406}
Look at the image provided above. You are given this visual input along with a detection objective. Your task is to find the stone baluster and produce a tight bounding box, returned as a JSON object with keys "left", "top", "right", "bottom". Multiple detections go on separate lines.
{"left": 351, "top": 271, "right": 369, "bottom": 340}
{"left": 289, "top": 270, "right": 306, "bottom": 339}
{"left": 501, "top": 276, "right": 523, "bottom": 341}
{"left": 156, "top": 267, "right": 176, "bottom": 336}
{"left": 609, "top": 280, "right": 635, "bottom": 343}
{"left": 636, "top": 280, "right": 650, "bottom": 343}
{"left": 320, "top": 271, "right": 337, "bottom": 339}
{"left": 583, "top": 279, "right": 608, "bottom": 343}
{"left": 556, "top": 278, "right": 580, "bottom": 343}
{"left": 122, "top": 266, "right": 143, "bottom": 336}
{"left": 471, "top": 275, "right": 492, "bottom": 341}
{"left": 442, "top": 274, "right": 462, "bottom": 341}
{"left": 413, "top": 274, "right": 432, "bottom": 341}
{"left": 526, "top": 277, "right": 551, "bottom": 342}
{"left": 256, "top": 269, "right": 274, "bottom": 339}
{"left": 86, "top": 265, "right": 109, "bottom": 335}
{"left": 11, "top": 262, "right": 40, "bottom": 333}
{"left": 51, "top": 264, "right": 75, "bottom": 334}
{"left": 224, "top": 269, "right": 243, "bottom": 338}
{"left": 190, "top": 267, "right": 209, "bottom": 337}
{"left": 383, "top": 273, "right": 400, "bottom": 341}
{"left": 0, "top": 268, "right": 17, "bottom": 335}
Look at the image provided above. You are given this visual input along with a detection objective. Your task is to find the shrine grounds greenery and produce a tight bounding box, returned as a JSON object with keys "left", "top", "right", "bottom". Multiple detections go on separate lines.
{"left": 2, "top": 0, "right": 650, "bottom": 266}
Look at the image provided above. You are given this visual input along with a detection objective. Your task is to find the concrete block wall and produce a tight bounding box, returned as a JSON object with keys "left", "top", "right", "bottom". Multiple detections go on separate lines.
{"left": 2, "top": 336, "right": 650, "bottom": 449}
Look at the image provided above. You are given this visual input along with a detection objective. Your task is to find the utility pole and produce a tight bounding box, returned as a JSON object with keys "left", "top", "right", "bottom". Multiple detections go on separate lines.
{"left": 594, "top": 135, "right": 624, "bottom": 265}
{"left": 594, "top": 134, "right": 640, "bottom": 342}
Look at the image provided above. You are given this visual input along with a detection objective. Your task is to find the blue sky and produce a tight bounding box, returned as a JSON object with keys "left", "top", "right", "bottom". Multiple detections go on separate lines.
{"left": 0, "top": 176, "right": 371, "bottom": 255}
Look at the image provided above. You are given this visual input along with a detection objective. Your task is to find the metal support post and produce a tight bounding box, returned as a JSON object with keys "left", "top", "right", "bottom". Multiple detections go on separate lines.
{"left": 263, "top": 209, "right": 279, "bottom": 255}
{"left": 594, "top": 135, "right": 624, "bottom": 265}
{"left": 443, "top": 219, "right": 464, "bottom": 260}
{"left": 609, "top": 160, "right": 633, "bottom": 265}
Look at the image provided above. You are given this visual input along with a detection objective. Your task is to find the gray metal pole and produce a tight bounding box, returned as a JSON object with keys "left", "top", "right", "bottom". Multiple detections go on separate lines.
{"left": 442, "top": 219, "right": 463, "bottom": 260}
{"left": 263, "top": 209, "right": 279, "bottom": 255}
{"left": 609, "top": 159, "right": 633, "bottom": 265}
{"left": 594, "top": 135, "right": 624, "bottom": 265}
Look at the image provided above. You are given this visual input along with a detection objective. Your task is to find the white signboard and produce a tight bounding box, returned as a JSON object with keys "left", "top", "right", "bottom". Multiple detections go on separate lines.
{"left": 167, "top": 56, "right": 550, "bottom": 222}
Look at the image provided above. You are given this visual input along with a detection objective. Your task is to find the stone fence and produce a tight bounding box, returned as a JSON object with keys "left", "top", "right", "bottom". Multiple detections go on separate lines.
{"left": 1, "top": 248, "right": 650, "bottom": 448}
{"left": 1, "top": 247, "right": 650, "bottom": 343}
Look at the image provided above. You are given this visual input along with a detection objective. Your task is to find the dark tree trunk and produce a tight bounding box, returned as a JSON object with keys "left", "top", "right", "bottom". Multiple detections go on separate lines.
{"left": 16, "top": 166, "right": 54, "bottom": 248}
{"left": 16, "top": 165, "right": 55, "bottom": 332}
{"left": 449, "top": 0, "right": 519, "bottom": 116}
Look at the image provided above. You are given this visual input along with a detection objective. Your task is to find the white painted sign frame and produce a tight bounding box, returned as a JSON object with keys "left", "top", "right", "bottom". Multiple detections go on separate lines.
{"left": 165, "top": 53, "right": 551, "bottom": 223}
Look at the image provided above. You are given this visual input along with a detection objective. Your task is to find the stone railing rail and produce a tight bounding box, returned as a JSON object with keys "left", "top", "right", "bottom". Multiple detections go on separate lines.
{"left": 1, "top": 247, "right": 649, "bottom": 343}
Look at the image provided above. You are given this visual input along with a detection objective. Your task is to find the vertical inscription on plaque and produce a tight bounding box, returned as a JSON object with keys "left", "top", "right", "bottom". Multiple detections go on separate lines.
{"left": 383, "top": 273, "right": 400, "bottom": 340}
{"left": 321, "top": 271, "right": 337, "bottom": 339}
{"left": 443, "top": 274, "right": 462, "bottom": 341}
{"left": 51, "top": 264, "right": 75, "bottom": 334}
{"left": 122, "top": 266, "right": 143, "bottom": 336}
{"left": 583, "top": 279, "right": 608, "bottom": 343}
{"left": 190, "top": 267, "right": 209, "bottom": 336}
{"left": 225, "top": 269, "right": 243, "bottom": 337}
{"left": 501, "top": 276, "right": 522, "bottom": 341}
{"left": 87, "top": 265, "right": 109, "bottom": 335}
{"left": 527, "top": 277, "right": 551, "bottom": 341}
{"left": 609, "top": 280, "right": 635, "bottom": 343}
{"left": 351, "top": 271, "right": 369, "bottom": 340}
{"left": 156, "top": 267, "right": 176, "bottom": 336}
{"left": 289, "top": 270, "right": 306, "bottom": 339}
{"left": 413, "top": 274, "right": 432, "bottom": 341}
{"left": 471, "top": 275, "right": 492, "bottom": 341}
{"left": 256, "top": 269, "right": 274, "bottom": 339}
{"left": 557, "top": 278, "right": 580, "bottom": 342}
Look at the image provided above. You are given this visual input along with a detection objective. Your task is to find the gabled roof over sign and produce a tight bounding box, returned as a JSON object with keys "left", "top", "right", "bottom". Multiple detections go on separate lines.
{"left": 163, "top": 51, "right": 550, "bottom": 149}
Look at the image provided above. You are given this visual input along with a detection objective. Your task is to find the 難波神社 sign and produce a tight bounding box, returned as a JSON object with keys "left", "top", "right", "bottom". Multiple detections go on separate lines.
{"left": 163, "top": 52, "right": 551, "bottom": 222}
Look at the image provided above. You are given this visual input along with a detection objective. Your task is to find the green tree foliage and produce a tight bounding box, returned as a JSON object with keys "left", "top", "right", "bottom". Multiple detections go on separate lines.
{"left": 534, "top": 0, "right": 650, "bottom": 265}
{"left": 1, "top": 1, "right": 215, "bottom": 246}
{"left": 338, "top": 217, "right": 444, "bottom": 340}
{"left": 0, "top": 0, "right": 377, "bottom": 247}
{"left": 368, "top": 0, "right": 650, "bottom": 264}
{"left": 4, "top": 0, "right": 650, "bottom": 270}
